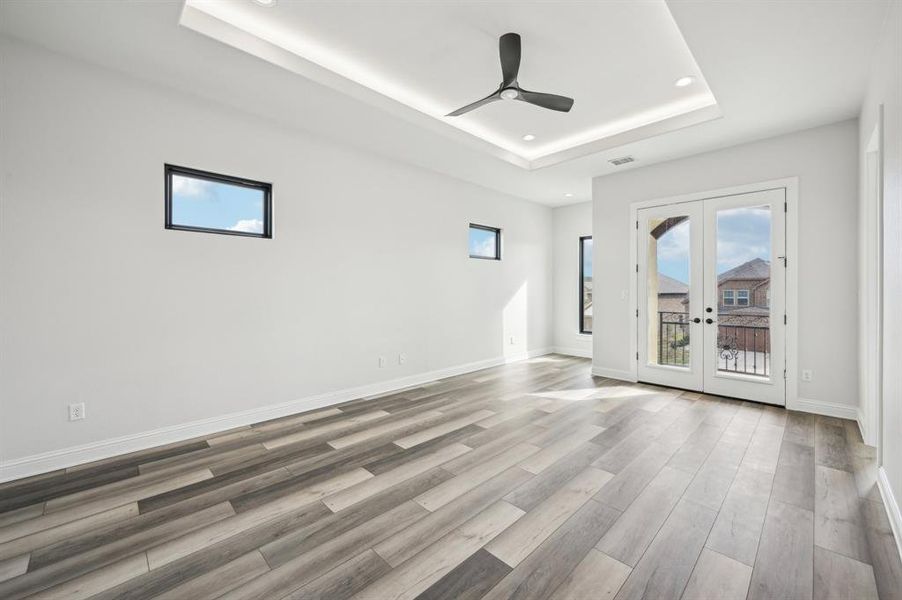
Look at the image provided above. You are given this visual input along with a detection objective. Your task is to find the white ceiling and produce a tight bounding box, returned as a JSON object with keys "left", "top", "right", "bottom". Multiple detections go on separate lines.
{"left": 0, "top": 0, "right": 891, "bottom": 206}
{"left": 182, "top": 0, "right": 718, "bottom": 167}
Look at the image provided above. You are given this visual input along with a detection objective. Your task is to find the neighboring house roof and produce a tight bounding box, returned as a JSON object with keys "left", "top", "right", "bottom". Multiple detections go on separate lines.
{"left": 658, "top": 274, "right": 689, "bottom": 295}
{"left": 718, "top": 258, "right": 770, "bottom": 283}
{"left": 719, "top": 306, "right": 770, "bottom": 316}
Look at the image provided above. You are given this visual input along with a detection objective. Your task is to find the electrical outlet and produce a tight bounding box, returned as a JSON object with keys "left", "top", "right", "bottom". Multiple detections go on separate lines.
{"left": 801, "top": 369, "right": 813, "bottom": 382}
{"left": 378, "top": 356, "right": 386, "bottom": 368}
{"left": 398, "top": 353, "right": 407, "bottom": 365}
{"left": 509, "top": 336, "right": 517, "bottom": 345}
{"left": 69, "top": 402, "right": 86, "bottom": 421}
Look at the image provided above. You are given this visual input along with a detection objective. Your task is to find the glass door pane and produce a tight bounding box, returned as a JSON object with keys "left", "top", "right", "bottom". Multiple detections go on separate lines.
{"left": 647, "top": 216, "right": 692, "bottom": 368}
{"left": 715, "top": 205, "right": 772, "bottom": 377}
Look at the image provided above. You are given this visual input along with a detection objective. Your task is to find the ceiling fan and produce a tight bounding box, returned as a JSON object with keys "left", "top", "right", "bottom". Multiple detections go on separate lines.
{"left": 446, "top": 32, "right": 574, "bottom": 117}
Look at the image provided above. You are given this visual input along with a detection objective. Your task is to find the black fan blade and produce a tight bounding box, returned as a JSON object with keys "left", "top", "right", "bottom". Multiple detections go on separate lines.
{"left": 517, "top": 89, "right": 574, "bottom": 112}
{"left": 446, "top": 91, "right": 501, "bottom": 117}
{"left": 500, "top": 33, "right": 521, "bottom": 86}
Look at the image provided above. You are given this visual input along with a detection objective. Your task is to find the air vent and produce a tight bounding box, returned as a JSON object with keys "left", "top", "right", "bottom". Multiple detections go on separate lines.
{"left": 609, "top": 156, "right": 635, "bottom": 166}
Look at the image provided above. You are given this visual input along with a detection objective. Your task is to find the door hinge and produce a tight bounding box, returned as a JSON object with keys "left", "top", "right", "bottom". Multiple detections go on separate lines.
{"left": 636, "top": 352, "right": 639, "bottom": 360}
{"left": 783, "top": 368, "right": 787, "bottom": 379}
{"left": 636, "top": 220, "right": 639, "bottom": 229}
{"left": 636, "top": 309, "right": 639, "bottom": 317}
{"left": 784, "top": 314, "right": 787, "bottom": 325}
{"left": 784, "top": 201, "right": 788, "bottom": 213}
{"left": 636, "top": 264, "right": 639, "bottom": 273}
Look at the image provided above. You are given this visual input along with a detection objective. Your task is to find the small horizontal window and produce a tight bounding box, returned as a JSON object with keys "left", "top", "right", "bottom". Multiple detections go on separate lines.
{"left": 165, "top": 164, "right": 272, "bottom": 238}
{"left": 723, "top": 290, "right": 735, "bottom": 305}
{"left": 469, "top": 224, "right": 501, "bottom": 260}
{"left": 737, "top": 290, "right": 750, "bottom": 306}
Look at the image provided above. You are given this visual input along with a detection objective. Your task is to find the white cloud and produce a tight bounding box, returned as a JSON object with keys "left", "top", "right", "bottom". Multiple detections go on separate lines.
{"left": 716, "top": 206, "right": 771, "bottom": 271}
{"left": 716, "top": 240, "right": 769, "bottom": 271}
{"left": 470, "top": 234, "right": 498, "bottom": 257}
{"left": 171, "top": 175, "right": 214, "bottom": 199}
{"left": 656, "top": 220, "right": 690, "bottom": 261}
{"left": 229, "top": 219, "right": 264, "bottom": 233}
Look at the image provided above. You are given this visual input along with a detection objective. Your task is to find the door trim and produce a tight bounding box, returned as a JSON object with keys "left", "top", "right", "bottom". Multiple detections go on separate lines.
{"left": 628, "top": 177, "right": 799, "bottom": 408}
{"left": 860, "top": 108, "right": 884, "bottom": 450}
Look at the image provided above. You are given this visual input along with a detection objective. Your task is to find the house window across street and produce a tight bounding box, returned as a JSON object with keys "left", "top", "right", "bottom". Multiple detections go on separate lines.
{"left": 723, "top": 290, "right": 735, "bottom": 306}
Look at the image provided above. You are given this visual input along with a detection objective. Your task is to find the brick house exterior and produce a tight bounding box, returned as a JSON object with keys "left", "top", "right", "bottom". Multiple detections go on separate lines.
{"left": 653, "top": 259, "right": 771, "bottom": 357}
{"left": 717, "top": 258, "right": 770, "bottom": 353}
{"left": 717, "top": 258, "right": 770, "bottom": 311}
{"left": 657, "top": 274, "right": 689, "bottom": 314}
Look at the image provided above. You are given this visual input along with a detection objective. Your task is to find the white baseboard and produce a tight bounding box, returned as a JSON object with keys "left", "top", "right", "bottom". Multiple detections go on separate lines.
{"left": 877, "top": 467, "right": 902, "bottom": 563}
{"left": 0, "top": 347, "right": 552, "bottom": 483}
{"left": 786, "top": 397, "right": 859, "bottom": 421}
{"left": 591, "top": 366, "right": 638, "bottom": 382}
{"left": 552, "top": 346, "right": 592, "bottom": 359}
{"left": 857, "top": 406, "right": 868, "bottom": 446}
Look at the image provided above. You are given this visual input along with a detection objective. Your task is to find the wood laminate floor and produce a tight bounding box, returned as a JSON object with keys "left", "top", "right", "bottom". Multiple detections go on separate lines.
{"left": 1, "top": 355, "right": 900, "bottom": 599}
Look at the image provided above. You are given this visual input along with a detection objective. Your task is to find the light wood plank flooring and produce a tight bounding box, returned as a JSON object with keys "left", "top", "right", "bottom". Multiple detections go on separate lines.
{"left": 0, "top": 355, "right": 900, "bottom": 599}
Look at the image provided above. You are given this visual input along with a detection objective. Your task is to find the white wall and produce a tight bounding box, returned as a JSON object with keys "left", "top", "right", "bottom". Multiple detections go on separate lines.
{"left": 592, "top": 120, "right": 859, "bottom": 409}
{"left": 860, "top": 0, "right": 902, "bottom": 543}
{"left": 551, "top": 201, "right": 593, "bottom": 357}
{"left": 0, "top": 38, "right": 552, "bottom": 471}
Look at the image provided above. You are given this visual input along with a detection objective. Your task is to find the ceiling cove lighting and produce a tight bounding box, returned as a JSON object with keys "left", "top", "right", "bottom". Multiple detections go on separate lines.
{"left": 252, "top": 0, "right": 276, "bottom": 6}
{"left": 522, "top": 134, "right": 536, "bottom": 141}
{"left": 675, "top": 76, "right": 696, "bottom": 87}
{"left": 181, "top": 1, "right": 718, "bottom": 166}
{"left": 564, "top": 193, "right": 574, "bottom": 198}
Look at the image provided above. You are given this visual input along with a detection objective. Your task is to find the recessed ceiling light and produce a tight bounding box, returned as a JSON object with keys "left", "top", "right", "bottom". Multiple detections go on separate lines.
{"left": 252, "top": 0, "right": 276, "bottom": 6}
{"left": 522, "top": 134, "right": 536, "bottom": 141}
{"left": 675, "top": 76, "right": 695, "bottom": 88}
{"left": 564, "top": 193, "right": 574, "bottom": 198}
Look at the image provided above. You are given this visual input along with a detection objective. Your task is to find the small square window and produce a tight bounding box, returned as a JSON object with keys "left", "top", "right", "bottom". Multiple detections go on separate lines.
{"left": 737, "top": 290, "right": 750, "bottom": 306}
{"left": 723, "top": 290, "right": 735, "bottom": 306}
{"left": 165, "top": 164, "right": 272, "bottom": 238}
{"left": 469, "top": 224, "right": 501, "bottom": 260}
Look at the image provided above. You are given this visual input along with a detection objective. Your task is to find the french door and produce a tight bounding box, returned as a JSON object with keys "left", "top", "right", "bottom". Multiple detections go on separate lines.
{"left": 637, "top": 188, "right": 786, "bottom": 405}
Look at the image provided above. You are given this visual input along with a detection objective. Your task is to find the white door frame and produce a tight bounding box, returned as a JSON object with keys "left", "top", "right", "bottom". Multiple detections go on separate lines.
{"left": 860, "top": 108, "right": 884, "bottom": 450}
{"left": 628, "top": 177, "right": 799, "bottom": 408}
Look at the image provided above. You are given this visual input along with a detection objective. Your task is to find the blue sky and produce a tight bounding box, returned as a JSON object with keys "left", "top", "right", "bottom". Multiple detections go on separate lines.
{"left": 582, "top": 237, "right": 593, "bottom": 278}
{"left": 170, "top": 175, "right": 265, "bottom": 233}
{"left": 656, "top": 206, "right": 771, "bottom": 283}
{"left": 469, "top": 227, "right": 497, "bottom": 257}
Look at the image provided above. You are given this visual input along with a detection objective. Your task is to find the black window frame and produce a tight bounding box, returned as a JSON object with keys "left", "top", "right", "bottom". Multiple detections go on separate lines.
{"left": 164, "top": 164, "right": 273, "bottom": 239}
{"left": 468, "top": 223, "right": 502, "bottom": 260}
{"left": 579, "top": 235, "right": 593, "bottom": 334}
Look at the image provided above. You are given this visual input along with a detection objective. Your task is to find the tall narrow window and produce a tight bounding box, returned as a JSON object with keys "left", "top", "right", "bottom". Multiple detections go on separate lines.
{"left": 468, "top": 224, "right": 501, "bottom": 260}
{"left": 165, "top": 164, "right": 272, "bottom": 238}
{"left": 580, "top": 236, "right": 593, "bottom": 334}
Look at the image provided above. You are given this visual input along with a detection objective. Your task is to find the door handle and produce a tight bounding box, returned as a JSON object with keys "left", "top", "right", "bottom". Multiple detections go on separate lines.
{"left": 705, "top": 318, "right": 715, "bottom": 324}
{"left": 692, "top": 318, "right": 701, "bottom": 324}
{"left": 705, "top": 307, "right": 713, "bottom": 313}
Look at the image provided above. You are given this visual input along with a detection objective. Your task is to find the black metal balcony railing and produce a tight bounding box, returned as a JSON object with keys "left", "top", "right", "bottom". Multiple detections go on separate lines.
{"left": 657, "top": 311, "right": 770, "bottom": 377}
{"left": 657, "top": 313, "right": 690, "bottom": 367}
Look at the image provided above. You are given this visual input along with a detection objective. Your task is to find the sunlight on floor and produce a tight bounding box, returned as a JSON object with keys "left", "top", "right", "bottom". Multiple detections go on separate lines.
{"left": 503, "top": 282, "right": 528, "bottom": 360}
